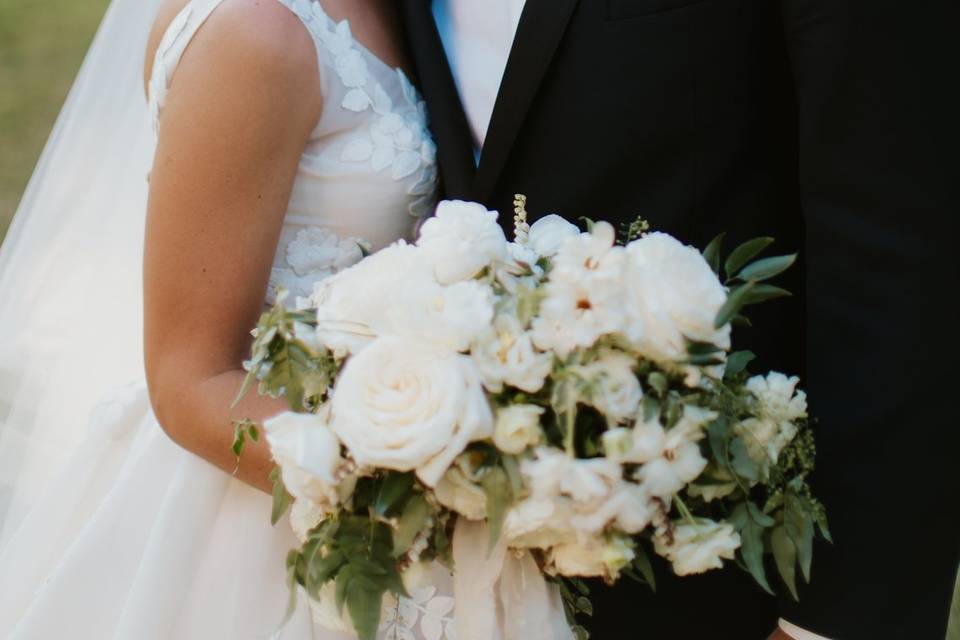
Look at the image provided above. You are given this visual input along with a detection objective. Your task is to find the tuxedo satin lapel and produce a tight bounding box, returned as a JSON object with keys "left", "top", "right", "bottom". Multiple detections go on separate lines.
{"left": 473, "top": 0, "right": 580, "bottom": 203}
{"left": 400, "top": 0, "right": 476, "bottom": 200}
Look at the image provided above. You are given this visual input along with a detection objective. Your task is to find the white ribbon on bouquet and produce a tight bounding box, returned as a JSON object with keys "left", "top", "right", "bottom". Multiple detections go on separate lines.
{"left": 452, "top": 519, "right": 575, "bottom": 640}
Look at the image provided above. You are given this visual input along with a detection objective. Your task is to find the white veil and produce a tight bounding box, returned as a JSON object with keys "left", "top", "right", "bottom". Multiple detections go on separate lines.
{"left": 0, "top": 0, "right": 163, "bottom": 546}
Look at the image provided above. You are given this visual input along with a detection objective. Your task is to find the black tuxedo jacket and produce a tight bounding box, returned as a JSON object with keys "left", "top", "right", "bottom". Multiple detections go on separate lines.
{"left": 401, "top": 1, "right": 959, "bottom": 638}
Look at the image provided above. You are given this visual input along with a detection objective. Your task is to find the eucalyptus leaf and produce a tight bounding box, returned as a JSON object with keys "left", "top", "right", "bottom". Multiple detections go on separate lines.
{"left": 392, "top": 493, "right": 432, "bottom": 558}
{"left": 724, "top": 351, "right": 756, "bottom": 379}
{"left": 725, "top": 237, "right": 774, "bottom": 280}
{"left": 702, "top": 232, "right": 726, "bottom": 275}
{"left": 771, "top": 526, "right": 799, "bottom": 601}
{"left": 481, "top": 466, "right": 512, "bottom": 551}
{"left": 270, "top": 467, "right": 292, "bottom": 526}
{"left": 345, "top": 577, "right": 386, "bottom": 640}
{"left": 715, "top": 281, "right": 757, "bottom": 329}
{"left": 737, "top": 254, "right": 797, "bottom": 282}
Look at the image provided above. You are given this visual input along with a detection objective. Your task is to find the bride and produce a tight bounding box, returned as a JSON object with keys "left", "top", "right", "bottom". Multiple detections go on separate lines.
{"left": 0, "top": 0, "right": 496, "bottom": 637}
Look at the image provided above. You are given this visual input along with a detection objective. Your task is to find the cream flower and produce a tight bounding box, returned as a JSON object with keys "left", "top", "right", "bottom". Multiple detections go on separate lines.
{"left": 569, "top": 481, "right": 654, "bottom": 535}
{"left": 434, "top": 465, "right": 487, "bottom": 520}
{"left": 416, "top": 200, "right": 508, "bottom": 284}
{"left": 493, "top": 404, "right": 544, "bottom": 455}
{"left": 521, "top": 447, "right": 622, "bottom": 503}
{"left": 264, "top": 410, "right": 344, "bottom": 504}
{"left": 746, "top": 372, "right": 808, "bottom": 423}
{"left": 329, "top": 336, "right": 493, "bottom": 487}
{"left": 527, "top": 214, "right": 580, "bottom": 258}
{"left": 503, "top": 497, "right": 577, "bottom": 549}
{"left": 471, "top": 314, "right": 553, "bottom": 393}
{"left": 580, "top": 351, "right": 643, "bottom": 424}
{"left": 653, "top": 520, "right": 741, "bottom": 576}
{"left": 623, "top": 232, "right": 731, "bottom": 363}
{"left": 632, "top": 406, "right": 716, "bottom": 499}
{"left": 532, "top": 222, "right": 626, "bottom": 357}
{"left": 549, "top": 535, "right": 635, "bottom": 580}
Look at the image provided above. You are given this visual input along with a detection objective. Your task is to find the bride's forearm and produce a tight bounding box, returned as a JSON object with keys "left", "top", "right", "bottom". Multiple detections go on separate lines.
{"left": 150, "top": 369, "right": 288, "bottom": 495}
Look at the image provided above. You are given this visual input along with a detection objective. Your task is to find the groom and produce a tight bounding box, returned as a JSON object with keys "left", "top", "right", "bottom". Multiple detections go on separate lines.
{"left": 401, "top": 0, "right": 958, "bottom": 638}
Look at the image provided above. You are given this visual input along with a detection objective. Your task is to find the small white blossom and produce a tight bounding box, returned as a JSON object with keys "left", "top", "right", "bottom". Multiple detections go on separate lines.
{"left": 653, "top": 520, "right": 741, "bottom": 576}
{"left": 526, "top": 214, "right": 580, "bottom": 258}
{"left": 492, "top": 404, "right": 544, "bottom": 454}
{"left": 434, "top": 465, "right": 487, "bottom": 520}
{"left": 747, "top": 372, "right": 808, "bottom": 423}
{"left": 471, "top": 314, "right": 552, "bottom": 393}
{"left": 549, "top": 535, "right": 635, "bottom": 581}
{"left": 580, "top": 351, "right": 643, "bottom": 424}
{"left": 632, "top": 406, "right": 716, "bottom": 499}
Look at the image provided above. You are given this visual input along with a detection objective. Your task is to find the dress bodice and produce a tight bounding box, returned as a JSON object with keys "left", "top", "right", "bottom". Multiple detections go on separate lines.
{"left": 147, "top": 0, "right": 438, "bottom": 304}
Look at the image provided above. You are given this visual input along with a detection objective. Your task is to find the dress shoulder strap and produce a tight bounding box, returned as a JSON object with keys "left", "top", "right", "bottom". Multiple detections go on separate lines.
{"left": 146, "top": 0, "right": 228, "bottom": 133}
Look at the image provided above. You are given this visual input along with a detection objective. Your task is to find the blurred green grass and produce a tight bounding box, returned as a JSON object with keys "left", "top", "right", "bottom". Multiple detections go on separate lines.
{"left": 0, "top": 2, "right": 959, "bottom": 637}
{"left": 0, "top": 0, "right": 110, "bottom": 242}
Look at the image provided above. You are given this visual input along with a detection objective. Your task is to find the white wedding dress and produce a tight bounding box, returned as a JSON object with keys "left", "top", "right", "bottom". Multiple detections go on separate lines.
{"left": 0, "top": 0, "right": 464, "bottom": 638}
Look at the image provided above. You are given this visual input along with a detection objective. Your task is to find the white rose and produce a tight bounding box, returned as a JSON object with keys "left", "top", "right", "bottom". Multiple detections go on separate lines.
{"left": 623, "top": 232, "right": 731, "bottom": 363}
{"left": 264, "top": 410, "right": 343, "bottom": 504}
{"left": 550, "top": 535, "right": 635, "bottom": 580}
{"left": 527, "top": 214, "right": 580, "bottom": 258}
{"left": 653, "top": 520, "right": 741, "bottom": 576}
{"left": 580, "top": 351, "right": 643, "bottom": 424}
{"left": 330, "top": 336, "right": 494, "bottom": 487}
{"left": 493, "top": 404, "right": 544, "bottom": 454}
{"left": 472, "top": 314, "right": 552, "bottom": 393}
{"left": 417, "top": 200, "right": 508, "bottom": 284}
{"left": 434, "top": 465, "right": 487, "bottom": 520}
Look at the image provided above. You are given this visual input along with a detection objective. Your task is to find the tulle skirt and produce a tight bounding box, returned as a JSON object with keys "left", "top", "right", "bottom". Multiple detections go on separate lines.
{"left": 0, "top": 382, "right": 331, "bottom": 639}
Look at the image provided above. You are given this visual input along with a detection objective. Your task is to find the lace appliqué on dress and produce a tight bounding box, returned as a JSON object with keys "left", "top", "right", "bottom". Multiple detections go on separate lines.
{"left": 267, "top": 227, "right": 369, "bottom": 305}
{"left": 289, "top": 1, "right": 437, "bottom": 218}
{"left": 381, "top": 587, "right": 456, "bottom": 640}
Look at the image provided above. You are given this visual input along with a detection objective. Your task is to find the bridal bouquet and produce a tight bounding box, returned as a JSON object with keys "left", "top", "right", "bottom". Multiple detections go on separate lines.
{"left": 234, "top": 198, "right": 828, "bottom": 640}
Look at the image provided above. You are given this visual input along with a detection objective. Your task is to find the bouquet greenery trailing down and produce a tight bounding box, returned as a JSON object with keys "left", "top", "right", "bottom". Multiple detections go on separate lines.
{"left": 234, "top": 197, "right": 827, "bottom": 640}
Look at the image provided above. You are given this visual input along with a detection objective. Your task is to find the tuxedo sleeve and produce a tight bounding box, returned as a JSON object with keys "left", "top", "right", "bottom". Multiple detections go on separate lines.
{"left": 779, "top": 1, "right": 959, "bottom": 637}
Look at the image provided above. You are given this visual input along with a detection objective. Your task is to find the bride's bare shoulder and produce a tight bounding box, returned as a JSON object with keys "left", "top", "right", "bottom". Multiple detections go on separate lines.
{"left": 143, "top": 0, "right": 318, "bottom": 95}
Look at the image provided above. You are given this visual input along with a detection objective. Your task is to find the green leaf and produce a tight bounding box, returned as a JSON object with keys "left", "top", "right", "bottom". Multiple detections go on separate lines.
{"left": 646, "top": 372, "right": 668, "bottom": 396}
{"left": 715, "top": 281, "right": 757, "bottom": 329}
{"left": 642, "top": 396, "right": 661, "bottom": 423}
{"left": 730, "top": 437, "right": 760, "bottom": 483}
{"left": 725, "top": 237, "right": 774, "bottom": 280}
{"left": 785, "top": 493, "right": 815, "bottom": 582}
{"left": 815, "top": 510, "right": 833, "bottom": 544}
{"left": 747, "top": 501, "right": 776, "bottom": 528}
{"left": 578, "top": 217, "right": 596, "bottom": 233}
{"left": 572, "top": 625, "right": 590, "bottom": 640}
{"left": 345, "top": 577, "right": 386, "bottom": 640}
{"left": 335, "top": 564, "right": 355, "bottom": 614}
{"left": 702, "top": 232, "right": 726, "bottom": 275}
{"left": 731, "top": 314, "right": 753, "bottom": 328}
{"left": 269, "top": 467, "right": 292, "bottom": 526}
{"left": 733, "top": 505, "right": 774, "bottom": 595}
{"left": 737, "top": 254, "right": 797, "bottom": 282}
{"left": 375, "top": 472, "right": 416, "bottom": 517}
{"left": 481, "top": 466, "right": 512, "bottom": 550}
{"left": 771, "top": 526, "right": 799, "bottom": 601}
{"left": 632, "top": 543, "right": 657, "bottom": 592}
{"left": 724, "top": 351, "right": 756, "bottom": 379}
{"left": 575, "top": 596, "right": 594, "bottom": 616}
{"left": 707, "top": 417, "right": 732, "bottom": 468}
{"left": 392, "top": 493, "right": 432, "bottom": 558}
{"left": 742, "top": 284, "right": 793, "bottom": 306}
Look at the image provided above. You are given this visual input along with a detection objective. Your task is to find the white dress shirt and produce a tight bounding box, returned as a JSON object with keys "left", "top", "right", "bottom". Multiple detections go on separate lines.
{"left": 432, "top": 0, "right": 526, "bottom": 153}
{"left": 431, "top": 4, "right": 832, "bottom": 639}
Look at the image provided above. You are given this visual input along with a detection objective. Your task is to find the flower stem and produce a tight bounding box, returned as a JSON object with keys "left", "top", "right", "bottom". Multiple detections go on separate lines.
{"left": 674, "top": 495, "right": 697, "bottom": 526}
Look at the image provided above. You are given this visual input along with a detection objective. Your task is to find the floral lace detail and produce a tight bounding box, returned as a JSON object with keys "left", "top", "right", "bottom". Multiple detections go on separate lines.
{"left": 267, "top": 226, "right": 369, "bottom": 304}
{"left": 288, "top": 0, "right": 437, "bottom": 217}
{"left": 380, "top": 587, "right": 456, "bottom": 640}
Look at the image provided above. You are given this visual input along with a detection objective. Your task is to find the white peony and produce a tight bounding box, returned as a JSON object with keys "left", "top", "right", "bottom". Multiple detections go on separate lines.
{"left": 493, "top": 404, "right": 544, "bottom": 454}
{"left": 632, "top": 406, "right": 716, "bottom": 499}
{"left": 329, "top": 336, "right": 493, "bottom": 487}
{"left": 416, "top": 200, "right": 508, "bottom": 284}
{"left": 434, "top": 465, "right": 487, "bottom": 520}
{"left": 264, "top": 410, "right": 344, "bottom": 504}
{"left": 653, "top": 520, "right": 741, "bottom": 576}
{"left": 550, "top": 535, "right": 635, "bottom": 580}
{"left": 471, "top": 313, "right": 553, "bottom": 393}
{"left": 580, "top": 351, "right": 643, "bottom": 424}
{"left": 527, "top": 214, "right": 580, "bottom": 258}
{"left": 532, "top": 222, "right": 626, "bottom": 357}
{"left": 623, "top": 232, "right": 731, "bottom": 363}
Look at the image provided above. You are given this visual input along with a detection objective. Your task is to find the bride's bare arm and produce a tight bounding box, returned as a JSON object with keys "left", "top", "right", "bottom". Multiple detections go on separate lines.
{"left": 143, "top": 0, "right": 322, "bottom": 494}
